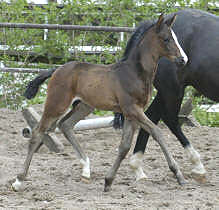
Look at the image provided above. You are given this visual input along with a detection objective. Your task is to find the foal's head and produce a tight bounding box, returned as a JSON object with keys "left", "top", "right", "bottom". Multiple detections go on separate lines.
{"left": 148, "top": 14, "right": 188, "bottom": 66}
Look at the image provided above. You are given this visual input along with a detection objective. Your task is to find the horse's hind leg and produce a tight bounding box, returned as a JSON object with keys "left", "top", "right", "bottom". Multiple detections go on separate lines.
{"left": 104, "top": 119, "right": 137, "bottom": 192}
{"left": 58, "top": 102, "right": 94, "bottom": 180}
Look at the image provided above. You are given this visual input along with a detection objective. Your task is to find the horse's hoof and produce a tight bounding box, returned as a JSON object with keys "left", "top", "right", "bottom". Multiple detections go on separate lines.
{"left": 81, "top": 176, "right": 91, "bottom": 183}
{"left": 135, "top": 172, "right": 147, "bottom": 182}
{"left": 191, "top": 172, "right": 207, "bottom": 184}
{"left": 131, "top": 166, "right": 148, "bottom": 182}
{"left": 11, "top": 178, "right": 22, "bottom": 192}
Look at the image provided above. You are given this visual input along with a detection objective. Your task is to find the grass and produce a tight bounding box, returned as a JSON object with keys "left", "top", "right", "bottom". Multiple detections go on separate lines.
{"left": 193, "top": 108, "right": 219, "bottom": 127}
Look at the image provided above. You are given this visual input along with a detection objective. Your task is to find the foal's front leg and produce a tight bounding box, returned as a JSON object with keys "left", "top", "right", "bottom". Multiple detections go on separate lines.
{"left": 104, "top": 119, "right": 137, "bottom": 192}
{"left": 131, "top": 105, "right": 186, "bottom": 185}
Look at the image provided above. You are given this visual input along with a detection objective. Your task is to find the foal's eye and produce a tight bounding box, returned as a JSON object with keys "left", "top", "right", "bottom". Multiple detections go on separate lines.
{"left": 164, "top": 38, "right": 170, "bottom": 43}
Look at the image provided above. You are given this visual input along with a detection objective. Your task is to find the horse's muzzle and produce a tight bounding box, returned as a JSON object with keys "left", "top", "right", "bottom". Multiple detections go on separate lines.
{"left": 175, "top": 56, "right": 186, "bottom": 67}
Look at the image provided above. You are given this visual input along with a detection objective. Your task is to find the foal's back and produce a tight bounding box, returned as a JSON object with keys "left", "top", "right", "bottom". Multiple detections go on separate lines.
{"left": 46, "top": 61, "right": 121, "bottom": 112}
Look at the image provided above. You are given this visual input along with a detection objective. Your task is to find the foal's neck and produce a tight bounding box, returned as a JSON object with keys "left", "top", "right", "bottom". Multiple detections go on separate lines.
{"left": 128, "top": 33, "right": 160, "bottom": 80}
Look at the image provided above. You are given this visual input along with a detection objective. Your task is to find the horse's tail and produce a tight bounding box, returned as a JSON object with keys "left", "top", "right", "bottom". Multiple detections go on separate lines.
{"left": 24, "top": 67, "right": 57, "bottom": 99}
{"left": 113, "top": 113, "right": 125, "bottom": 129}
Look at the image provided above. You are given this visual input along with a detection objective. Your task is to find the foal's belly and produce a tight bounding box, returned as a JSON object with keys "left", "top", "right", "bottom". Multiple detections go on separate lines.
{"left": 81, "top": 93, "right": 120, "bottom": 112}
{"left": 76, "top": 72, "right": 120, "bottom": 112}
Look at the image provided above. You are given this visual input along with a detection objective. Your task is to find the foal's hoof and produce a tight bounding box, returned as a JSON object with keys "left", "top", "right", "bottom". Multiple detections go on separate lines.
{"left": 176, "top": 174, "right": 187, "bottom": 186}
{"left": 104, "top": 184, "right": 112, "bottom": 192}
{"left": 11, "top": 178, "right": 22, "bottom": 192}
{"left": 104, "top": 178, "right": 112, "bottom": 192}
{"left": 178, "top": 178, "right": 188, "bottom": 186}
{"left": 81, "top": 175, "right": 91, "bottom": 183}
{"left": 191, "top": 172, "right": 207, "bottom": 184}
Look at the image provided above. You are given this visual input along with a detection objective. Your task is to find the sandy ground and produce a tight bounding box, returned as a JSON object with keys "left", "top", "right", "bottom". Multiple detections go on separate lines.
{"left": 0, "top": 105, "right": 218, "bottom": 210}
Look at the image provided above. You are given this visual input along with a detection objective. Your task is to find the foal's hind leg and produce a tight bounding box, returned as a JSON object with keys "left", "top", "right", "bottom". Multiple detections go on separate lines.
{"left": 104, "top": 119, "right": 137, "bottom": 192}
{"left": 12, "top": 80, "right": 75, "bottom": 191}
{"left": 58, "top": 102, "right": 94, "bottom": 180}
{"left": 12, "top": 116, "right": 59, "bottom": 191}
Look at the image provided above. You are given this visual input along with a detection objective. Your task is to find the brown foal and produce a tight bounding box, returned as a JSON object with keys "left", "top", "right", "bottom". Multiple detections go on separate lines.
{"left": 13, "top": 14, "right": 188, "bottom": 192}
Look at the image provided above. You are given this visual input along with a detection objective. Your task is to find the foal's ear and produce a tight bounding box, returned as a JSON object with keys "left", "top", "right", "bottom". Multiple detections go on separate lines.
{"left": 165, "top": 14, "right": 177, "bottom": 27}
{"left": 155, "top": 13, "right": 165, "bottom": 33}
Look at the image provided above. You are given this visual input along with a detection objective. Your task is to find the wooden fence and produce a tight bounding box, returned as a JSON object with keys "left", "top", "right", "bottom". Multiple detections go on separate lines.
{"left": 0, "top": 67, "right": 48, "bottom": 73}
{"left": 0, "top": 22, "right": 135, "bottom": 73}
{"left": 0, "top": 22, "right": 134, "bottom": 32}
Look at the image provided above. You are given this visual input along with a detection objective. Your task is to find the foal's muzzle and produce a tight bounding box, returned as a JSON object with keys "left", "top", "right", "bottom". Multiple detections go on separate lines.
{"left": 175, "top": 56, "right": 186, "bottom": 67}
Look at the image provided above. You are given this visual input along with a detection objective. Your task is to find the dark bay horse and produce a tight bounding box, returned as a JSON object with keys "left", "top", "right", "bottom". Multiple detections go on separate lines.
{"left": 115, "top": 9, "right": 219, "bottom": 182}
{"left": 13, "top": 14, "right": 187, "bottom": 192}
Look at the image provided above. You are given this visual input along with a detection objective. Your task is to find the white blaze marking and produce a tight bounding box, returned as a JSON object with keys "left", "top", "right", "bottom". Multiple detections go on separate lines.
{"left": 80, "top": 157, "right": 90, "bottom": 179}
{"left": 129, "top": 152, "right": 147, "bottom": 181}
{"left": 185, "top": 145, "right": 206, "bottom": 175}
{"left": 171, "top": 29, "right": 188, "bottom": 64}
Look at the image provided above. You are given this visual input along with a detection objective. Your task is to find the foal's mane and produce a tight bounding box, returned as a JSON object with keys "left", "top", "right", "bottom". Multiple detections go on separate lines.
{"left": 121, "top": 20, "right": 155, "bottom": 61}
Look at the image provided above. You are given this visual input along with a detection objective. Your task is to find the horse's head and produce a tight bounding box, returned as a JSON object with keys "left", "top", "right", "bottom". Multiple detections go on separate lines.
{"left": 153, "top": 14, "right": 188, "bottom": 67}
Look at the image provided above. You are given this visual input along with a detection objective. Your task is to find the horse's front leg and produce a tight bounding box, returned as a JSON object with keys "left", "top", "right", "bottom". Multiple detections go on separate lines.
{"left": 131, "top": 105, "right": 186, "bottom": 185}
{"left": 104, "top": 119, "right": 137, "bottom": 192}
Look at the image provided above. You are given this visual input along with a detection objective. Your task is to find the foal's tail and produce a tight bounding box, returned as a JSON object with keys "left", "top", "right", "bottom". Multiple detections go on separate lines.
{"left": 24, "top": 67, "right": 57, "bottom": 99}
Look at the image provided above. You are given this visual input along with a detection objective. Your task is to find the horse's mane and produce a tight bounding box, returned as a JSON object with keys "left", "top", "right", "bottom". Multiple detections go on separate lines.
{"left": 121, "top": 20, "right": 155, "bottom": 61}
